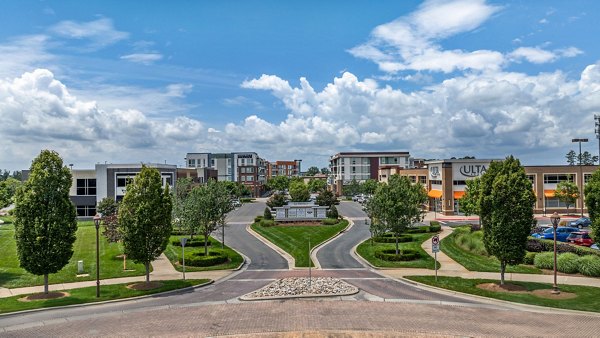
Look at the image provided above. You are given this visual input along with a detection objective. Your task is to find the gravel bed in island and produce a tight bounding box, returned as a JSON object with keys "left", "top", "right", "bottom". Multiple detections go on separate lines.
{"left": 240, "top": 277, "right": 359, "bottom": 300}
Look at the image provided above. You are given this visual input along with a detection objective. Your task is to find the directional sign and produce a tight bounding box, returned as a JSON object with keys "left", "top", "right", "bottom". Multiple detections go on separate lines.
{"left": 432, "top": 235, "right": 440, "bottom": 253}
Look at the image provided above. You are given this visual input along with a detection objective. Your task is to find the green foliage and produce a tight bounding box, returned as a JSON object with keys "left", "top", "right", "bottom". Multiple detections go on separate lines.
{"left": 222, "top": 181, "right": 251, "bottom": 197}
{"left": 171, "top": 238, "right": 211, "bottom": 247}
{"left": 555, "top": 181, "right": 579, "bottom": 212}
{"left": 260, "top": 219, "right": 275, "bottom": 227}
{"left": 320, "top": 167, "right": 330, "bottom": 175}
{"left": 585, "top": 168, "right": 600, "bottom": 243}
{"left": 307, "top": 178, "right": 327, "bottom": 193}
{"left": 180, "top": 250, "right": 228, "bottom": 267}
{"left": 533, "top": 252, "right": 554, "bottom": 270}
{"left": 305, "top": 166, "right": 320, "bottom": 176}
{"left": 480, "top": 156, "right": 535, "bottom": 283}
{"left": 321, "top": 218, "right": 339, "bottom": 225}
{"left": 254, "top": 215, "right": 263, "bottom": 223}
{"left": 428, "top": 224, "right": 441, "bottom": 232}
{"left": 0, "top": 177, "right": 22, "bottom": 209}
{"left": 361, "top": 179, "right": 379, "bottom": 195}
{"left": 372, "top": 235, "right": 412, "bottom": 243}
{"left": 263, "top": 207, "right": 273, "bottom": 220}
{"left": 557, "top": 252, "right": 579, "bottom": 274}
{"left": 240, "top": 198, "right": 254, "bottom": 203}
{"left": 523, "top": 252, "right": 537, "bottom": 265}
{"left": 289, "top": 180, "right": 310, "bottom": 202}
{"left": 267, "top": 193, "right": 286, "bottom": 208}
{"left": 13, "top": 150, "right": 77, "bottom": 292}
{"left": 526, "top": 237, "right": 600, "bottom": 258}
{"left": 456, "top": 230, "right": 488, "bottom": 256}
{"left": 576, "top": 255, "right": 600, "bottom": 277}
{"left": 97, "top": 197, "right": 120, "bottom": 243}
{"left": 118, "top": 166, "right": 173, "bottom": 282}
{"left": 316, "top": 189, "right": 338, "bottom": 207}
{"left": 374, "top": 248, "right": 420, "bottom": 261}
{"left": 366, "top": 174, "right": 426, "bottom": 254}
{"left": 566, "top": 150, "right": 577, "bottom": 166}
{"left": 579, "top": 150, "right": 598, "bottom": 165}
{"left": 267, "top": 175, "right": 290, "bottom": 192}
{"left": 342, "top": 179, "right": 361, "bottom": 197}
{"left": 326, "top": 205, "right": 339, "bottom": 219}
{"left": 460, "top": 177, "right": 481, "bottom": 216}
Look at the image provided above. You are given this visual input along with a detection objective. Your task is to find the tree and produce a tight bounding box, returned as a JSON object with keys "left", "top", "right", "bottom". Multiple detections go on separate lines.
{"left": 316, "top": 190, "right": 338, "bottom": 207}
{"left": 172, "top": 177, "right": 194, "bottom": 234}
{"left": 307, "top": 179, "right": 327, "bottom": 193}
{"left": 566, "top": 150, "right": 577, "bottom": 166}
{"left": 585, "top": 169, "right": 600, "bottom": 243}
{"left": 0, "top": 177, "right": 22, "bottom": 208}
{"left": 460, "top": 177, "right": 481, "bottom": 216}
{"left": 267, "top": 193, "right": 287, "bottom": 208}
{"left": 13, "top": 150, "right": 77, "bottom": 294}
{"left": 361, "top": 179, "right": 379, "bottom": 195}
{"left": 480, "top": 156, "right": 535, "bottom": 285}
{"left": 289, "top": 180, "right": 310, "bottom": 202}
{"left": 555, "top": 181, "right": 579, "bottom": 214}
{"left": 267, "top": 175, "right": 290, "bottom": 192}
{"left": 326, "top": 205, "right": 339, "bottom": 219}
{"left": 119, "top": 166, "right": 173, "bottom": 284}
{"left": 98, "top": 197, "right": 120, "bottom": 243}
{"left": 305, "top": 166, "right": 320, "bottom": 176}
{"left": 366, "top": 175, "right": 426, "bottom": 254}
{"left": 342, "top": 179, "right": 361, "bottom": 197}
{"left": 320, "top": 167, "right": 330, "bottom": 175}
{"left": 263, "top": 207, "right": 273, "bottom": 220}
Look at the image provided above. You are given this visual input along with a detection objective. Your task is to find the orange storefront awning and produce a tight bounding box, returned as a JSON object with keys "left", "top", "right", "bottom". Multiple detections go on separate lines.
{"left": 544, "top": 190, "right": 555, "bottom": 198}
{"left": 428, "top": 190, "right": 442, "bottom": 198}
{"left": 454, "top": 191, "right": 465, "bottom": 199}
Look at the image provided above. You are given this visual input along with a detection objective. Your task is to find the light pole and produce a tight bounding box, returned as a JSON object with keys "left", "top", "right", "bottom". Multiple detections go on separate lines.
{"left": 550, "top": 212, "right": 560, "bottom": 295}
{"left": 93, "top": 213, "right": 102, "bottom": 298}
{"left": 595, "top": 114, "right": 600, "bottom": 160}
{"left": 572, "top": 138, "right": 588, "bottom": 217}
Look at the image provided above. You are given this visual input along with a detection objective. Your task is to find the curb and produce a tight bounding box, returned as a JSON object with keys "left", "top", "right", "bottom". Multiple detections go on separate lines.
{"left": 246, "top": 223, "right": 295, "bottom": 269}
{"left": 310, "top": 218, "right": 353, "bottom": 270}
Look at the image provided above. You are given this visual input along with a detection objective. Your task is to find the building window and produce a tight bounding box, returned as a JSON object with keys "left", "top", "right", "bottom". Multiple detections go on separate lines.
{"left": 351, "top": 166, "right": 356, "bottom": 173}
{"left": 545, "top": 197, "right": 569, "bottom": 208}
{"left": 76, "top": 179, "right": 96, "bottom": 196}
{"left": 188, "top": 159, "right": 195, "bottom": 167}
{"left": 409, "top": 176, "right": 416, "bottom": 183}
{"left": 430, "top": 180, "right": 442, "bottom": 185}
{"left": 543, "top": 174, "right": 574, "bottom": 184}
{"left": 585, "top": 174, "right": 593, "bottom": 184}
{"left": 453, "top": 180, "right": 467, "bottom": 186}
{"left": 76, "top": 205, "right": 96, "bottom": 217}
{"left": 247, "top": 176, "right": 254, "bottom": 181}
{"left": 419, "top": 176, "right": 427, "bottom": 184}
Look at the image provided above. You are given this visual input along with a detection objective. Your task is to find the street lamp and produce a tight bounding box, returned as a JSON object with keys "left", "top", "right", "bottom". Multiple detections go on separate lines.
{"left": 572, "top": 138, "right": 588, "bottom": 217}
{"left": 550, "top": 212, "right": 561, "bottom": 295}
{"left": 93, "top": 213, "right": 102, "bottom": 298}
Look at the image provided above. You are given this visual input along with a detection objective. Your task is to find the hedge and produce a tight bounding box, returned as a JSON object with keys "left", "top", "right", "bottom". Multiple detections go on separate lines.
{"left": 526, "top": 237, "right": 600, "bottom": 258}
{"left": 523, "top": 252, "right": 536, "bottom": 265}
{"left": 372, "top": 235, "right": 413, "bottom": 243}
{"left": 260, "top": 219, "right": 275, "bottom": 227}
{"left": 374, "top": 248, "right": 420, "bottom": 261}
{"left": 429, "top": 224, "right": 441, "bottom": 232}
{"left": 557, "top": 253, "right": 579, "bottom": 274}
{"left": 577, "top": 255, "right": 600, "bottom": 277}
{"left": 179, "top": 250, "right": 228, "bottom": 267}
{"left": 533, "top": 252, "right": 554, "bottom": 270}
{"left": 254, "top": 215, "right": 263, "bottom": 223}
{"left": 171, "top": 238, "right": 211, "bottom": 247}
{"left": 322, "top": 218, "right": 340, "bottom": 225}
{"left": 241, "top": 198, "right": 254, "bottom": 203}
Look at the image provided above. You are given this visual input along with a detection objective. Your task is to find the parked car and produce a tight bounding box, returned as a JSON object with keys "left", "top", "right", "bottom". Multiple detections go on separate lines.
{"left": 352, "top": 194, "right": 364, "bottom": 202}
{"left": 531, "top": 227, "right": 580, "bottom": 242}
{"left": 530, "top": 225, "right": 552, "bottom": 235}
{"left": 567, "top": 231, "right": 595, "bottom": 247}
{"left": 570, "top": 217, "right": 592, "bottom": 228}
{"left": 591, "top": 244, "right": 599, "bottom": 251}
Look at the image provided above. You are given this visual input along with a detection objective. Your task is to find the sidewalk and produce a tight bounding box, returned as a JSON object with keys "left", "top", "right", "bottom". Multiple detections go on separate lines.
{"left": 380, "top": 225, "right": 600, "bottom": 288}
{"left": 0, "top": 253, "right": 234, "bottom": 298}
{"left": 423, "top": 212, "right": 584, "bottom": 222}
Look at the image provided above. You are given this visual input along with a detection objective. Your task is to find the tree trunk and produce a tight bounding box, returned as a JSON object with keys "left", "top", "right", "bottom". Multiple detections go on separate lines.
{"left": 44, "top": 274, "right": 48, "bottom": 294}
{"left": 204, "top": 233, "right": 209, "bottom": 256}
{"left": 123, "top": 254, "right": 127, "bottom": 271}
{"left": 395, "top": 236, "right": 399, "bottom": 255}
{"left": 221, "top": 223, "right": 225, "bottom": 249}
{"left": 500, "top": 261, "right": 506, "bottom": 285}
{"left": 145, "top": 262, "right": 150, "bottom": 284}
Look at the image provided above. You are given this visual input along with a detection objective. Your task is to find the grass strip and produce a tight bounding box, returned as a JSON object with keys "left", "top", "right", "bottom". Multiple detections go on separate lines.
{"left": 356, "top": 232, "right": 439, "bottom": 269}
{"left": 0, "top": 279, "right": 210, "bottom": 314}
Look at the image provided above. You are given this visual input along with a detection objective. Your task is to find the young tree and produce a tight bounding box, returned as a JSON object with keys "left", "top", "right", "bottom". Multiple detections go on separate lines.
{"left": 0, "top": 177, "right": 22, "bottom": 208}
{"left": 342, "top": 179, "right": 361, "bottom": 197}
{"left": 172, "top": 177, "right": 194, "bottom": 234}
{"left": 316, "top": 189, "right": 338, "bottom": 207}
{"left": 326, "top": 205, "right": 339, "bottom": 219}
{"left": 289, "top": 180, "right": 310, "bottom": 202}
{"left": 361, "top": 179, "right": 379, "bottom": 195}
{"left": 267, "top": 175, "right": 290, "bottom": 192}
{"left": 305, "top": 166, "right": 320, "bottom": 176}
{"left": 585, "top": 169, "right": 600, "bottom": 243}
{"left": 98, "top": 197, "right": 120, "bottom": 243}
{"left": 566, "top": 150, "right": 577, "bottom": 165}
{"left": 366, "top": 175, "right": 426, "bottom": 254}
{"left": 267, "top": 193, "right": 287, "bottom": 208}
{"left": 460, "top": 177, "right": 481, "bottom": 216}
{"left": 480, "top": 156, "right": 535, "bottom": 285}
{"left": 555, "top": 181, "right": 579, "bottom": 214}
{"left": 307, "top": 178, "right": 327, "bottom": 193}
{"left": 320, "top": 167, "right": 330, "bottom": 175}
{"left": 14, "top": 150, "right": 77, "bottom": 294}
{"left": 119, "top": 166, "right": 173, "bottom": 284}
{"left": 263, "top": 207, "right": 273, "bottom": 220}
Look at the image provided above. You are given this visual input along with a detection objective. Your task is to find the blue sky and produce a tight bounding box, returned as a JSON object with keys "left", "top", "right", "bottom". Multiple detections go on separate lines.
{"left": 1, "top": 0, "right": 600, "bottom": 171}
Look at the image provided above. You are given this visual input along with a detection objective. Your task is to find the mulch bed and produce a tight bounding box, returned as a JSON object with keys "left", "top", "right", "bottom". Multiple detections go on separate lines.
{"left": 477, "top": 282, "right": 577, "bottom": 299}
{"left": 127, "top": 281, "right": 163, "bottom": 291}
{"left": 19, "top": 291, "right": 70, "bottom": 302}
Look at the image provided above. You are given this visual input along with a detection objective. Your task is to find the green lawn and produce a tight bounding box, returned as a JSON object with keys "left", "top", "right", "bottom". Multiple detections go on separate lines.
{"left": 407, "top": 276, "right": 600, "bottom": 313}
{"left": 163, "top": 235, "right": 244, "bottom": 272}
{"left": 251, "top": 220, "right": 348, "bottom": 267}
{"left": 0, "top": 279, "right": 210, "bottom": 314}
{"left": 356, "top": 232, "right": 439, "bottom": 269}
{"left": 441, "top": 226, "right": 541, "bottom": 274}
{"left": 0, "top": 222, "right": 147, "bottom": 289}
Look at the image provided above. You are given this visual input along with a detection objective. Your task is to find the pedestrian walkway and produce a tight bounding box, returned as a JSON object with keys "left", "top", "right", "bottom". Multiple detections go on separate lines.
{"left": 380, "top": 225, "right": 600, "bottom": 288}
{"left": 0, "top": 253, "right": 234, "bottom": 298}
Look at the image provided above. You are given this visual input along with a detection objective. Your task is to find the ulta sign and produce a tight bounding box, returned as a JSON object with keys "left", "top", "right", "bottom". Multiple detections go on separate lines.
{"left": 459, "top": 164, "right": 487, "bottom": 177}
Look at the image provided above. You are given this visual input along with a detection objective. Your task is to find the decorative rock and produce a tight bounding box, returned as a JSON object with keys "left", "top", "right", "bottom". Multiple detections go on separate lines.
{"left": 241, "top": 277, "right": 358, "bottom": 300}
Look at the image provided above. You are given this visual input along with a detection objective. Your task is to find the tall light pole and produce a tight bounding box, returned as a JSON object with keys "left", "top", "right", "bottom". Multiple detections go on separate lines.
{"left": 93, "top": 213, "right": 102, "bottom": 298}
{"left": 550, "top": 212, "right": 560, "bottom": 295}
{"left": 572, "top": 138, "right": 588, "bottom": 217}
{"left": 595, "top": 115, "right": 600, "bottom": 161}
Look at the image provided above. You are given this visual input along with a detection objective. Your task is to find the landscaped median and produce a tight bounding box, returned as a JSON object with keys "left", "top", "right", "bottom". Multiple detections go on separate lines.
{"left": 356, "top": 225, "right": 440, "bottom": 269}
{"left": 0, "top": 279, "right": 210, "bottom": 315}
{"left": 406, "top": 276, "right": 600, "bottom": 313}
{"left": 163, "top": 235, "right": 243, "bottom": 272}
{"left": 250, "top": 218, "right": 348, "bottom": 267}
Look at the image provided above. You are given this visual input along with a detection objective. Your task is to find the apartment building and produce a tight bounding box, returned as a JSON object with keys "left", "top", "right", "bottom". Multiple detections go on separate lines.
{"left": 329, "top": 151, "right": 412, "bottom": 195}
{"left": 266, "top": 160, "right": 302, "bottom": 179}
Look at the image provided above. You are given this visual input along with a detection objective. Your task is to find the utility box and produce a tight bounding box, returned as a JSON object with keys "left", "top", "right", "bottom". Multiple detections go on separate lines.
{"left": 77, "top": 260, "right": 84, "bottom": 274}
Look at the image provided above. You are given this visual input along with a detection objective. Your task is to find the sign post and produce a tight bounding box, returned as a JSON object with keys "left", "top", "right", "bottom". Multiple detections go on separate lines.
{"left": 432, "top": 235, "right": 440, "bottom": 282}
{"left": 180, "top": 237, "right": 188, "bottom": 280}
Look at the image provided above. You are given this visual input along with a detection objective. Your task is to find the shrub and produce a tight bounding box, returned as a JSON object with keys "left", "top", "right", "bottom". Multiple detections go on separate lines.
{"left": 429, "top": 221, "right": 440, "bottom": 227}
{"left": 180, "top": 250, "right": 228, "bottom": 267}
{"left": 171, "top": 238, "right": 211, "bottom": 247}
{"left": 470, "top": 223, "right": 481, "bottom": 232}
{"left": 263, "top": 207, "right": 273, "bottom": 220}
{"left": 429, "top": 224, "right": 441, "bottom": 232}
{"left": 267, "top": 193, "right": 286, "bottom": 208}
{"left": 327, "top": 205, "right": 339, "bottom": 219}
{"left": 577, "top": 255, "right": 600, "bottom": 277}
{"left": 240, "top": 198, "right": 254, "bottom": 203}
{"left": 455, "top": 230, "right": 487, "bottom": 256}
{"left": 534, "top": 252, "right": 554, "bottom": 270}
{"left": 523, "top": 252, "right": 536, "bottom": 265}
{"left": 526, "top": 237, "right": 600, "bottom": 258}
{"left": 407, "top": 226, "right": 428, "bottom": 234}
{"left": 260, "top": 219, "right": 275, "bottom": 227}
{"left": 375, "top": 248, "right": 420, "bottom": 261}
{"left": 373, "top": 235, "right": 412, "bottom": 243}
{"left": 254, "top": 215, "right": 263, "bottom": 223}
{"left": 557, "top": 253, "right": 579, "bottom": 274}
{"left": 171, "top": 229, "right": 187, "bottom": 236}
{"left": 322, "top": 218, "right": 339, "bottom": 225}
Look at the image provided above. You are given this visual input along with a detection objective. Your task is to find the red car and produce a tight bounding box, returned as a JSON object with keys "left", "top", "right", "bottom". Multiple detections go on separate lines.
{"left": 567, "top": 232, "right": 594, "bottom": 247}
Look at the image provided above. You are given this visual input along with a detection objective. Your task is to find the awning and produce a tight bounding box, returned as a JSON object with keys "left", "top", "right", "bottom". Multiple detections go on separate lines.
{"left": 544, "top": 190, "right": 555, "bottom": 198}
{"left": 428, "top": 190, "right": 442, "bottom": 198}
{"left": 454, "top": 191, "right": 465, "bottom": 199}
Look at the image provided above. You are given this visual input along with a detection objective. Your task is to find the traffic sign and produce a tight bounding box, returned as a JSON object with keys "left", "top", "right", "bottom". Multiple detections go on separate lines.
{"left": 432, "top": 235, "right": 440, "bottom": 253}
